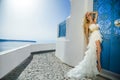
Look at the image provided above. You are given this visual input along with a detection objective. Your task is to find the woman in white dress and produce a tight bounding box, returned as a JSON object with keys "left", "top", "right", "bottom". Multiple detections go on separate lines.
{"left": 66, "top": 12, "right": 102, "bottom": 79}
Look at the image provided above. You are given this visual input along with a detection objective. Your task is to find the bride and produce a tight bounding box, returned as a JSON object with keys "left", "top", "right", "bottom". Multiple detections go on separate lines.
{"left": 66, "top": 12, "right": 102, "bottom": 79}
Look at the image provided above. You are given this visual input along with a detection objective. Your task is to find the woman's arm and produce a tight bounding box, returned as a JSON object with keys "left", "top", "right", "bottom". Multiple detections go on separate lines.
{"left": 85, "top": 24, "right": 89, "bottom": 44}
{"left": 91, "top": 12, "right": 98, "bottom": 23}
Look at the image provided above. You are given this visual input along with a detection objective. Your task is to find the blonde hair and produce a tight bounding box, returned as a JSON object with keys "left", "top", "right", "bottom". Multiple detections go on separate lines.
{"left": 83, "top": 13, "right": 90, "bottom": 44}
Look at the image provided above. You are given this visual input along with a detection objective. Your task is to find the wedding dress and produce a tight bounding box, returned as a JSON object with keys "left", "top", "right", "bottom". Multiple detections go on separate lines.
{"left": 66, "top": 24, "right": 102, "bottom": 79}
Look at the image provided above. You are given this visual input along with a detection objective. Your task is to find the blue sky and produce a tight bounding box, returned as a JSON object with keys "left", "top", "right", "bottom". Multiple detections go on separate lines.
{"left": 0, "top": 0, "right": 70, "bottom": 43}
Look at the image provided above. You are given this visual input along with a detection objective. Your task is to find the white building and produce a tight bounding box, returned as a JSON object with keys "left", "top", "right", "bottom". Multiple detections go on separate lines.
{"left": 55, "top": 0, "right": 93, "bottom": 66}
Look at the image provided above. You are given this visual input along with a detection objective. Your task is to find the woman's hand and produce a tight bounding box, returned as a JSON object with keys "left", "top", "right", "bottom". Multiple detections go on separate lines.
{"left": 89, "top": 11, "right": 98, "bottom": 17}
{"left": 91, "top": 11, "right": 98, "bottom": 14}
{"left": 89, "top": 11, "right": 98, "bottom": 23}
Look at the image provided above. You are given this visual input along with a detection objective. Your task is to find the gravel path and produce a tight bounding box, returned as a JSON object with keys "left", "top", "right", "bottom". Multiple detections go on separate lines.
{"left": 17, "top": 52, "right": 72, "bottom": 80}
{"left": 2, "top": 52, "right": 111, "bottom": 80}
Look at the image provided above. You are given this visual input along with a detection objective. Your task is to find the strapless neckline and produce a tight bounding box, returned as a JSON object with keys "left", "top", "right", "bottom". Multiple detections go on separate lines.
{"left": 89, "top": 23, "right": 97, "bottom": 26}
{"left": 89, "top": 23, "right": 99, "bottom": 31}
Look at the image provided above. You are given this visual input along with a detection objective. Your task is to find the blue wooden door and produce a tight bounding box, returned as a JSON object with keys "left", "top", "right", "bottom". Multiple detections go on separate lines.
{"left": 94, "top": 0, "right": 120, "bottom": 74}
{"left": 110, "top": 35, "right": 120, "bottom": 73}
{"left": 101, "top": 35, "right": 111, "bottom": 70}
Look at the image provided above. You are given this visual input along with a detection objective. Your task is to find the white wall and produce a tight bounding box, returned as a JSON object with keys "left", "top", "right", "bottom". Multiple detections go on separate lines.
{"left": 0, "top": 0, "right": 70, "bottom": 42}
{"left": 66, "top": 0, "right": 93, "bottom": 66}
{"left": 0, "top": 45, "right": 31, "bottom": 79}
{"left": 56, "top": 0, "right": 93, "bottom": 66}
{"left": 0, "top": 43, "right": 55, "bottom": 79}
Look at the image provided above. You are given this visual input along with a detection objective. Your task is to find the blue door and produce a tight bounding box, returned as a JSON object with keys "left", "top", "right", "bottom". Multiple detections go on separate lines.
{"left": 94, "top": 0, "right": 120, "bottom": 74}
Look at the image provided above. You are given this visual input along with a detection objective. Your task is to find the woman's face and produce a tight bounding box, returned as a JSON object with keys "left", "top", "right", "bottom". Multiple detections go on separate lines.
{"left": 86, "top": 13, "right": 92, "bottom": 21}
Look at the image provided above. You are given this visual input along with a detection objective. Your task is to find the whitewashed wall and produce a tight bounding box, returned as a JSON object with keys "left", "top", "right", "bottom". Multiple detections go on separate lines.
{"left": 0, "top": 43, "right": 55, "bottom": 79}
{"left": 56, "top": 0, "right": 93, "bottom": 66}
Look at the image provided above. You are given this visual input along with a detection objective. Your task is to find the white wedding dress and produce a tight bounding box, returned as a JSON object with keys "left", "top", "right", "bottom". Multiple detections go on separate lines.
{"left": 66, "top": 24, "right": 102, "bottom": 79}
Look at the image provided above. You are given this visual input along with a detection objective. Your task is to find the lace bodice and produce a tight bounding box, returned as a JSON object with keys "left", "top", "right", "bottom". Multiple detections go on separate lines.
{"left": 89, "top": 24, "right": 99, "bottom": 32}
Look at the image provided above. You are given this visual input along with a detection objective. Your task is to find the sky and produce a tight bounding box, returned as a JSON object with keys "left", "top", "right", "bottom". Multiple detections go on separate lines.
{"left": 0, "top": 0, "right": 70, "bottom": 43}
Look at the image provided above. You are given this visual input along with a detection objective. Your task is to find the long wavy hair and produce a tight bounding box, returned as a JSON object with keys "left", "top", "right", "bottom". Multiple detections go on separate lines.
{"left": 83, "top": 13, "right": 90, "bottom": 44}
